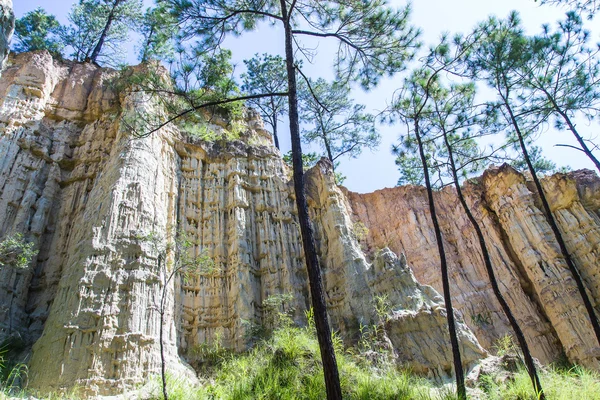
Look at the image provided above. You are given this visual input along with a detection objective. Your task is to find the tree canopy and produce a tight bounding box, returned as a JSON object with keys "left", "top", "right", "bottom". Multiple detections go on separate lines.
{"left": 299, "top": 78, "right": 379, "bottom": 166}
{"left": 61, "top": 0, "right": 142, "bottom": 65}
{"left": 13, "top": 7, "right": 63, "bottom": 54}
{"left": 241, "top": 53, "right": 288, "bottom": 149}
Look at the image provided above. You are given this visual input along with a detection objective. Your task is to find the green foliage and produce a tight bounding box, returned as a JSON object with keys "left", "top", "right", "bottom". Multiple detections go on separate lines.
{"left": 299, "top": 78, "right": 380, "bottom": 165}
{"left": 537, "top": 0, "right": 599, "bottom": 19}
{"left": 283, "top": 151, "right": 320, "bottom": 171}
{"left": 352, "top": 221, "right": 369, "bottom": 244}
{"left": 241, "top": 53, "right": 288, "bottom": 148}
{"left": 373, "top": 294, "right": 392, "bottom": 324}
{"left": 0, "top": 234, "right": 37, "bottom": 270}
{"left": 138, "top": 3, "right": 177, "bottom": 62}
{"left": 480, "top": 364, "right": 600, "bottom": 399}
{"left": 390, "top": 68, "right": 492, "bottom": 190}
{"left": 189, "top": 331, "right": 230, "bottom": 370}
{"left": 190, "top": 325, "right": 433, "bottom": 400}
{"left": 117, "top": 48, "right": 243, "bottom": 140}
{"left": 0, "top": 345, "right": 28, "bottom": 398}
{"left": 261, "top": 293, "right": 295, "bottom": 336}
{"left": 510, "top": 145, "right": 557, "bottom": 174}
{"left": 493, "top": 334, "right": 519, "bottom": 357}
{"left": 470, "top": 312, "right": 493, "bottom": 328}
{"left": 61, "top": 0, "right": 143, "bottom": 65}
{"left": 168, "top": 47, "right": 243, "bottom": 138}
{"left": 165, "top": 0, "right": 420, "bottom": 90}
{"left": 13, "top": 8, "right": 63, "bottom": 54}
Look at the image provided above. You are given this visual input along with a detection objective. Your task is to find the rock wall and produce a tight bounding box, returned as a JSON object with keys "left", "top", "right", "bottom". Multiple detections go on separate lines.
{"left": 0, "top": 52, "right": 485, "bottom": 396}
{"left": 0, "top": 0, "right": 12, "bottom": 73}
{"left": 345, "top": 165, "right": 600, "bottom": 370}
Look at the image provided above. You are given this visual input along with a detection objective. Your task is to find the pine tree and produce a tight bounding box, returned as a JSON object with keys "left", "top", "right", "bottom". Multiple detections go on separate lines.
{"left": 158, "top": 1, "right": 420, "bottom": 398}
{"left": 521, "top": 12, "right": 600, "bottom": 172}
{"left": 536, "top": 0, "right": 599, "bottom": 19}
{"left": 61, "top": 0, "right": 142, "bottom": 65}
{"left": 465, "top": 11, "right": 600, "bottom": 347}
{"left": 390, "top": 69, "right": 467, "bottom": 400}
{"left": 241, "top": 54, "right": 288, "bottom": 149}
{"left": 138, "top": 3, "right": 177, "bottom": 62}
{"left": 299, "top": 78, "right": 379, "bottom": 167}
{"left": 13, "top": 8, "right": 63, "bottom": 54}
{"left": 426, "top": 68, "right": 546, "bottom": 398}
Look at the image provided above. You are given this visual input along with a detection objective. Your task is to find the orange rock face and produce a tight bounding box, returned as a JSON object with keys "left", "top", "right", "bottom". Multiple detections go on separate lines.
{"left": 345, "top": 164, "right": 600, "bottom": 369}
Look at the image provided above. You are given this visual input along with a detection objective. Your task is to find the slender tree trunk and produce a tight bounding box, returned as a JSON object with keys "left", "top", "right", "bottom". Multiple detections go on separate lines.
{"left": 270, "top": 99, "right": 280, "bottom": 149}
{"left": 549, "top": 99, "right": 600, "bottom": 173}
{"left": 89, "top": 0, "right": 124, "bottom": 64}
{"left": 442, "top": 131, "right": 545, "bottom": 399}
{"left": 503, "top": 97, "right": 600, "bottom": 346}
{"left": 273, "top": 117, "right": 280, "bottom": 150}
{"left": 159, "top": 309, "right": 168, "bottom": 400}
{"left": 141, "top": 25, "right": 155, "bottom": 63}
{"left": 324, "top": 137, "right": 334, "bottom": 167}
{"left": 280, "top": 1, "right": 342, "bottom": 399}
{"left": 158, "top": 255, "right": 169, "bottom": 400}
{"left": 414, "top": 120, "right": 466, "bottom": 400}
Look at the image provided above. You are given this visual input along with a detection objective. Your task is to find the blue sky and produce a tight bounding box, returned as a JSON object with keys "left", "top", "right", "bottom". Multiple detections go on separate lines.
{"left": 13, "top": 0, "right": 598, "bottom": 193}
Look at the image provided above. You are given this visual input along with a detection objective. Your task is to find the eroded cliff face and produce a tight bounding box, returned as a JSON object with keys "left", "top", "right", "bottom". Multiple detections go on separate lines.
{"left": 0, "top": 0, "right": 12, "bottom": 73}
{"left": 346, "top": 165, "right": 600, "bottom": 370}
{"left": 0, "top": 52, "right": 486, "bottom": 396}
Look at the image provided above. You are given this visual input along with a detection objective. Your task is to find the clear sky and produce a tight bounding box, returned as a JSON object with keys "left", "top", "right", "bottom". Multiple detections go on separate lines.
{"left": 13, "top": 0, "right": 598, "bottom": 193}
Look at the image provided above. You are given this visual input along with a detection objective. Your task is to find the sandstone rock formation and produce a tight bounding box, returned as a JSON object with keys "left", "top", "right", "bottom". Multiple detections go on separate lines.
{"left": 0, "top": 52, "right": 486, "bottom": 396}
{"left": 0, "top": 0, "right": 13, "bottom": 73}
{"left": 346, "top": 165, "right": 600, "bottom": 370}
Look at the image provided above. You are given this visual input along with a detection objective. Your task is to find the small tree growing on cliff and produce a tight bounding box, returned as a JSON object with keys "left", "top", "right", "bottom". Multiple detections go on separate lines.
{"left": 241, "top": 53, "right": 288, "bottom": 149}
{"left": 139, "top": 231, "right": 214, "bottom": 400}
{"left": 0, "top": 234, "right": 37, "bottom": 271}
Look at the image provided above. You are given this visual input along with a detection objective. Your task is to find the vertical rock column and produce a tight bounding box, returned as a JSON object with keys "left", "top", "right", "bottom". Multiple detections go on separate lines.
{"left": 344, "top": 177, "right": 562, "bottom": 364}
{"left": 305, "top": 159, "right": 487, "bottom": 378}
{"left": 0, "top": 0, "right": 13, "bottom": 74}
{"left": 175, "top": 142, "right": 307, "bottom": 356}
{"left": 28, "top": 115, "right": 191, "bottom": 395}
{"left": 482, "top": 165, "right": 600, "bottom": 370}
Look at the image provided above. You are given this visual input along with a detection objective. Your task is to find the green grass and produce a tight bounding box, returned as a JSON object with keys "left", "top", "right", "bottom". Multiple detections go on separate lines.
{"left": 2, "top": 324, "right": 600, "bottom": 399}
{"left": 152, "top": 325, "right": 436, "bottom": 400}
{"left": 151, "top": 325, "right": 600, "bottom": 400}
{"left": 482, "top": 364, "right": 600, "bottom": 400}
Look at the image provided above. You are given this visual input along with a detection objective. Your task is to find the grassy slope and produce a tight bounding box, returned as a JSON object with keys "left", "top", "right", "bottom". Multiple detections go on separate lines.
{"left": 2, "top": 324, "right": 600, "bottom": 399}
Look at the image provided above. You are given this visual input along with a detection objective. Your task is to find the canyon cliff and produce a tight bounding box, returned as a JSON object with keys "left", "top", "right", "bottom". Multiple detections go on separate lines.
{"left": 0, "top": 52, "right": 598, "bottom": 396}
{"left": 0, "top": 0, "right": 13, "bottom": 73}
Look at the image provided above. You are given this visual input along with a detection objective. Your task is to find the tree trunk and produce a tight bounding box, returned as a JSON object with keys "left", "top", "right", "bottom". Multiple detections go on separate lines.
{"left": 279, "top": 1, "right": 342, "bottom": 399}
{"left": 442, "top": 131, "right": 545, "bottom": 399}
{"left": 504, "top": 98, "right": 600, "bottom": 346}
{"left": 159, "top": 309, "right": 168, "bottom": 400}
{"left": 324, "top": 137, "right": 334, "bottom": 167}
{"left": 414, "top": 120, "right": 466, "bottom": 400}
{"left": 141, "top": 24, "right": 155, "bottom": 63}
{"left": 270, "top": 99, "right": 280, "bottom": 150}
{"left": 550, "top": 99, "right": 600, "bottom": 173}
{"left": 273, "top": 117, "right": 280, "bottom": 150}
{"left": 157, "top": 254, "right": 168, "bottom": 400}
{"left": 89, "top": 0, "right": 124, "bottom": 64}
